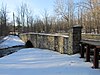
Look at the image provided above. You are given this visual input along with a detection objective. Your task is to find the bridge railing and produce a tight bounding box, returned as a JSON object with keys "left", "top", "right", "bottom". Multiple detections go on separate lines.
{"left": 20, "top": 33, "right": 69, "bottom": 54}
{"left": 19, "top": 25, "right": 82, "bottom": 54}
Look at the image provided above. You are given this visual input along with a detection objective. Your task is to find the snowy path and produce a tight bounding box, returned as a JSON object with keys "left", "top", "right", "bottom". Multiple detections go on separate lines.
{"left": 0, "top": 35, "right": 25, "bottom": 49}
{"left": 0, "top": 48, "right": 99, "bottom": 75}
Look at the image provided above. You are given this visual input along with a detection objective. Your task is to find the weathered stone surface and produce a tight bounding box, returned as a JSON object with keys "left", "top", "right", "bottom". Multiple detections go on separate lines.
{"left": 82, "top": 34, "right": 100, "bottom": 40}
{"left": 19, "top": 25, "right": 82, "bottom": 54}
{"left": 68, "top": 25, "right": 82, "bottom": 54}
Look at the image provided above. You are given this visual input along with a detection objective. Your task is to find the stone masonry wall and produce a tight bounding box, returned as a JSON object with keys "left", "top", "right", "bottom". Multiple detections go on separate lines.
{"left": 19, "top": 25, "right": 82, "bottom": 54}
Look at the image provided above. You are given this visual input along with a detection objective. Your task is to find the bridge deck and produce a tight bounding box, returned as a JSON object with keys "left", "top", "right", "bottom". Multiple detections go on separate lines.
{"left": 80, "top": 39, "right": 100, "bottom": 69}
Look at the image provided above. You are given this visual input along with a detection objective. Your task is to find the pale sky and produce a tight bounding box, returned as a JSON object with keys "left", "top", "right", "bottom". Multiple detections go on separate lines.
{"left": 0, "top": 0, "right": 79, "bottom": 21}
{"left": 0, "top": 0, "right": 54, "bottom": 18}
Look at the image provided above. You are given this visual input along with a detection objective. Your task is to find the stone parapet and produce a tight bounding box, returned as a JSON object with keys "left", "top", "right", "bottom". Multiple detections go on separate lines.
{"left": 19, "top": 25, "right": 82, "bottom": 54}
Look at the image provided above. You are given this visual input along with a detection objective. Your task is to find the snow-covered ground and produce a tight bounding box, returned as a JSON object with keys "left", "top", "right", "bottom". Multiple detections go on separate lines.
{"left": 0, "top": 35, "right": 99, "bottom": 75}
{"left": 0, "top": 35, "right": 25, "bottom": 49}
{"left": 0, "top": 48, "right": 100, "bottom": 75}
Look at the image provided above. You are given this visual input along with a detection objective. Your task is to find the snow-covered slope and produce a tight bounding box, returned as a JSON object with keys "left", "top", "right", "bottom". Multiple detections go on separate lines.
{"left": 0, "top": 35, "right": 25, "bottom": 49}
{"left": 0, "top": 48, "right": 99, "bottom": 75}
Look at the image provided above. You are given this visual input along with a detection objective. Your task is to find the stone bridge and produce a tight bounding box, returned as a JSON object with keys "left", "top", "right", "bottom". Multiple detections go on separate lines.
{"left": 19, "top": 25, "right": 82, "bottom": 55}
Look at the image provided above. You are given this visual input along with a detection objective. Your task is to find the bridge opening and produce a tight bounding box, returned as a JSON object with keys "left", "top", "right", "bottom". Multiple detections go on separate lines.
{"left": 25, "top": 40, "right": 33, "bottom": 48}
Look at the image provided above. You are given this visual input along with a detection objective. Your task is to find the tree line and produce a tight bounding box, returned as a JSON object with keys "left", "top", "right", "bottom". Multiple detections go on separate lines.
{"left": 0, "top": 0, "right": 100, "bottom": 36}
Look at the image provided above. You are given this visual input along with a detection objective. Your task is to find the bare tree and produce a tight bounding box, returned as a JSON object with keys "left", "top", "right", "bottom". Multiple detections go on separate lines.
{"left": 16, "top": 3, "right": 34, "bottom": 33}
{"left": 33, "top": 16, "right": 44, "bottom": 33}
{"left": 28, "top": 16, "right": 34, "bottom": 32}
{"left": 16, "top": 3, "right": 27, "bottom": 33}
{"left": 13, "top": 12, "right": 16, "bottom": 34}
{"left": 21, "top": 3, "right": 26, "bottom": 33}
{"left": 41, "top": 10, "right": 49, "bottom": 33}
{"left": 25, "top": 6, "right": 33, "bottom": 32}
{"left": 16, "top": 16, "right": 21, "bottom": 34}
{"left": 0, "top": 4, "right": 9, "bottom": 36}
{"left": 54, "top": 0, "right": 74, "bottom": 30}
{"left": 77, "top": 0, "right": 100, "bottom": 33}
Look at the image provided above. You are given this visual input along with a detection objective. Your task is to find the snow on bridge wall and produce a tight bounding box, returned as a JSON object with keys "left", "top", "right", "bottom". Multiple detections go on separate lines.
{"left": 19, "top": 25, "right": 82, "bottom": 54}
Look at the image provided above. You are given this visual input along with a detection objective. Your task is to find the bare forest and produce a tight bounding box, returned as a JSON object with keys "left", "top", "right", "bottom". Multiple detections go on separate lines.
{"left": 0, "top": 0, "right": 100, "bottom": 36}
